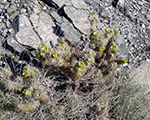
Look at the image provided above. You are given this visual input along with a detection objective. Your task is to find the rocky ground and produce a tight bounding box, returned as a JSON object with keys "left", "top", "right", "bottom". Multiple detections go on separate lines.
{"left": 0, "top": 0, "right": 150, "bottom": 72}
{"left": 0, "top": 0, "right": 150, "bottom": 119}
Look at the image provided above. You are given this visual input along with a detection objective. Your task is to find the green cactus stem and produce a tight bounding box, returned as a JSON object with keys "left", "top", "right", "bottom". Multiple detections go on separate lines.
{"left": 99, "top": 34, "right": 107, "bottom": 41}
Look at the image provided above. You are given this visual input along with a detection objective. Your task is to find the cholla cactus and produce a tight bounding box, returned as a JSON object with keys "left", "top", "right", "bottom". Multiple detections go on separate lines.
{"left": 35, "top": 11, "right": 127, "bottom": 83}
{"left": 88, "top": 11, "right": 98, "bottom": 31}
{"left": 4, "top": 80, "right": 21, "bottom": 91}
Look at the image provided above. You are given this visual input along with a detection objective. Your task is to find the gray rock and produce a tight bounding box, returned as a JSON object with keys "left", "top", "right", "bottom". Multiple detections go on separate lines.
{"left": 64, "top": 6, "right": 91, "bottom": 34}
{"left": 94, "top": 4, "right": 111, "bottom": 20}
{"left": 7, "top": 3, "right": 17, "bottom": 14}
{"left": 147, "top": 13, "right": 150, "bottom": 21}
{"left": 118, "top": 0, "right": 125, "bottom": 8}
{"left": 0, "top": 0, "right": 7, "bottom": 4}
{"left": 104, "top": 0, "right": 109, "bottom": 2}
{"left": 99, "top": 9, "right": 111, "bottom": 19}
{"left": 145, "top": 39, "right": 150, "bottom": 46}
{"left": 0, "top": 35, "right": 16, "bottom": 56}
{"left": 60, "top": 21, "right": 81, "bottom": 43}
{"left": 137, "top": 1, "right": 143, "bottom": 6}
{"left": 30, "top": 12, "right": 58, "bottom": 46}
{"left": 15, "top": 15, "right": 41, "bottom": 48}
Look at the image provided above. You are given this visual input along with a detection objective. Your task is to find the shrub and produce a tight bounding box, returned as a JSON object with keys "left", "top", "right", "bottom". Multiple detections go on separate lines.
{"left": 35, "top": 11, "right": 127, "bottom": 82}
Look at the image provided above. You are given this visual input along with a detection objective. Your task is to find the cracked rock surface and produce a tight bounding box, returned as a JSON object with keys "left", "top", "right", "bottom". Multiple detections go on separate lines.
{"left": 0, "top": 0, "right": 150, "bottom": 74}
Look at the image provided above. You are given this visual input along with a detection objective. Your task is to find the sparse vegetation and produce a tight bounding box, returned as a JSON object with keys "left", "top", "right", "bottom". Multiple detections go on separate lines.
{"left": 0, "top": 11, "right": 149, "bottom": 120}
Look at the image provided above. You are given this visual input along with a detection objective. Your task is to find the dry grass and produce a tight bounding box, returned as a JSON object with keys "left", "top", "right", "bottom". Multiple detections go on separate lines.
{"left": 0, "top": 58, "right": 150, "bottom": 120}
{"left": 109, "top": 67, "right": 150, "bottom": 120}
{"left": 0, "top": 57, "right": 150, "bottom": 120}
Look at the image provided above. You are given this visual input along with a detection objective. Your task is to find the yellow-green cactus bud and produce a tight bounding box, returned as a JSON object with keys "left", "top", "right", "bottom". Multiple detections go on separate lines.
{"left": 60, "top": 106, "right": 64, "bottom": 110}
{"left": 99, "top": 46, "right": 104, "bottom": 51}
{"left": 22, "top": 89, "right": 30, "bottom": 95}
{"left": 51, "top": 52, "right": 57, "bottom": 58}
{"left": 107, "top": 34, "right": 111, "bottom": 37}
{"left": 89, "top": 35, "right": 94, "bottom": 40}
{"left": 22, "top": 72, "right": 29, "bottom": 77}
{"left": 36, "top": 52, "right": 41, "bottom": 59}
{"left": 86, "top": 62, "right": 91, "bottom": 66}
{"left": 25, "top": 65, "right": 30, "bottom": 71}
{"left": 51, "top": 109, "right": 55, "bottom": 113}
{"left": 123, "top": 59, "right": 128, "bottom": 63}
{"left": 87, "top": 58, "right": 91, "bottom": 62}
{"left": 33, "top": 67, "right": 39, "bottom": 72}
{"left": 39, "top": 45, "right": 43, "bottom": 48}
{"left": 60, "top": 44, "right": 64, "bottom": 47}
{"left": 78, "top": 61, "right": 84, "bottom": 67}
{"left": 111, "top": 45, "right": 117, "bottom": 50}
{"left": 108, "top": 71, "right": 113, "bottom": 75}
{"left": 61, "top": 37, "right": 65, "bottom": 41}
{"left": 38, "top": 86, "right": 41, "bottom": 90}
{"left": 76, "top": 72, "right": 82, "bottom": 77}
{"left": 42, "top": 45, "right": 49, "bottom": 52}
{"left": 77, "top": 68, "right": 82, "bottom": 71}
{"left": 56, "top": 44, "right": 61, "bottom": 49}
{"left": 111, "top": 53, "right": 115, "bottom": 57}
{"left": 40, "top": 52, "right": 45, "bottom": 57}
{"left": 104, "top": 27, "right": 110, "bottom": 32}
{"left": 97, "top": 70, "right": 103, "bottom": 78}
{"left": 114, "top": 62, "right": 118, "bottom": 66}
{"left": 30, "top": 86, "right": 33, "bottom": 90}
{"left": 112, "top": 62, "right": 117, "bottom": 67}
{"left": 93, "top": 31, "right": 100, "bottom": 36}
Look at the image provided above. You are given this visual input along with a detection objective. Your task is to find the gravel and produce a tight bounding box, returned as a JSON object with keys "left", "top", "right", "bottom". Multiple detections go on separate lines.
{"left": 0, "top": 0, "right": 150, "bottom": 70}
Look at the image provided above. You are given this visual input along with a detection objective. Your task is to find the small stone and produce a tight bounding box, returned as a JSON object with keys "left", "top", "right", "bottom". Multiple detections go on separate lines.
{"left": 137, "top": 1, "right": 143, "bottom": 6}
{"left": 7, "top": 3, "right": 17, "bottom": 14}
{"left": 99, "top": 7, "right": 111, "bottom": 19}
{"left": 124, "top": 30, "right": 128, "bottom": 35}
{"left": 145, "top": 35, "right": 149, "bottom": 39}
{"left": 21, "top": 9, "right": 27, "bottom": 14}
{"left": 147, "top": 13, "right": 150, "bottom": 21}
{"left": 0, "top": 0, "right": 7, "bottom": 3}
{"left": 112, "top": 0, "right": 119, "bottom": 7}
{"left": 105, "top": 0, "right": 109, "bottom": 2}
